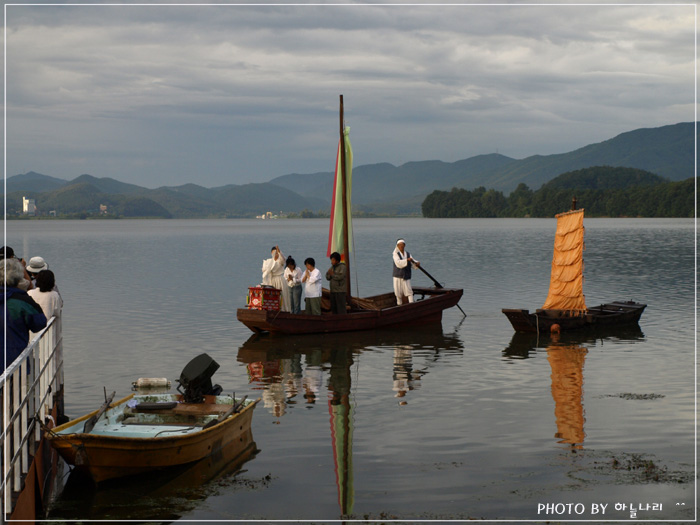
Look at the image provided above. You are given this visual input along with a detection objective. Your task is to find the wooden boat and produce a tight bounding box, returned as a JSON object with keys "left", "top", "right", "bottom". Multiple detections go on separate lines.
{"left": 502, "top": 300, "right": 646, "bottom": 333}
{"left": 46, "top": 353, "right": 259, "bottom": 483}
{"left": 54, "top": 431, "right": 258, "bottom": 521}
{"left": 46, "top": 393, "right": 258, "bottom": 483}
{"left": 237, "top": 95, "right": 464, "bottom": 335}
{"left": 238, "top": 286, "right": 463, "bottom": 334}
{"left": 502, "top": 201, "right": 646, "bottom": 333}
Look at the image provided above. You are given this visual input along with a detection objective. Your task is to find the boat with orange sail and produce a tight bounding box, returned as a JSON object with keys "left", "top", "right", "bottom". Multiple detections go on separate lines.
{"left": 502, "top": 199, "right": 646, "bottom": 333}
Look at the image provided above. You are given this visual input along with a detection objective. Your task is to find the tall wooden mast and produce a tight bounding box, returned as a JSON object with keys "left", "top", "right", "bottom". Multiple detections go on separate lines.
{"left": 339, "top": 95, "right": 351, "bottom": 296}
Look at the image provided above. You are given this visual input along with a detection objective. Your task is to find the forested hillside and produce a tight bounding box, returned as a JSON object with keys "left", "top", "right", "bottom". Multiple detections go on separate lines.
{"left": 6, "top": 122, "right": 695, "bottom": 218}
{"left": 421, "top": 167, "right": 694, "bottom": 218}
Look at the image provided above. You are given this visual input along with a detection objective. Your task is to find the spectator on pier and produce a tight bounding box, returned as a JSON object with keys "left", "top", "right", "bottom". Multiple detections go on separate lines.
{"left": 1, "top": 258, "right": 46, "bottom": 372}
{"left": 0, "top": 246, "right": 33, "bottom": 291}
{"left": 26, "top": 256, "right": 62, "bottom": 299}
{"left": 26, "top": 255, "right": 48, "bottom": 276}
{"left": 28, "top": 270, "right": 62, "bottom": 328}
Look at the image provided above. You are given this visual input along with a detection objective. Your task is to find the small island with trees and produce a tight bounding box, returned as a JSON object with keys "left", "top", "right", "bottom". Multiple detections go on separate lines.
{"left": 421, "top": 167, "right": 694, "bottom": 218}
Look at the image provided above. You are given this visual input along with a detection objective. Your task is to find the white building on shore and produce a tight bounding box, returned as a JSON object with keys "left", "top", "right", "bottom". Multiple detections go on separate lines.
{"left": 22, "top": 196, "right": 36, "bottom": 215}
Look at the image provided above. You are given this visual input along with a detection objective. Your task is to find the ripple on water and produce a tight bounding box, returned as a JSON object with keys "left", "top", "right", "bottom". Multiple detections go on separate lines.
{"left": 18, "top": 218, "right": 693, "bottom": 521}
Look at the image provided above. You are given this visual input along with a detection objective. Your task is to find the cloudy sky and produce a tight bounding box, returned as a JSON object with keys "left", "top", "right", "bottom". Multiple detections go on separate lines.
{"left": 4, "top": 2, "right": 695, "bottom": 188}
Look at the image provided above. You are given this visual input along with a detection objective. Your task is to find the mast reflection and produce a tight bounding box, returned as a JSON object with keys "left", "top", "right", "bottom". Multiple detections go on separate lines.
{"left": 237, "top": 325, "right": 463, "bottom": 517}
{"left": 328, "top": 348, "right": 354, "bottom": 515}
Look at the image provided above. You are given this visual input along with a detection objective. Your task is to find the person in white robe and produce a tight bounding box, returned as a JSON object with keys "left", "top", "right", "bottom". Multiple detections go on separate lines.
{"left": 392, "top": 238, "right": 420, "bottom": 305}
{"left": 262, "top": 246, "right": 290, "bottom": 312}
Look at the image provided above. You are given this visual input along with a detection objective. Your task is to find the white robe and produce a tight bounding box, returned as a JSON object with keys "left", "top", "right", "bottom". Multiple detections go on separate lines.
{"left": 392, "top": 247, "right": 419, "bottom": 305}
{"left": 262, "top": 253, "right": 289, "bottom": 311}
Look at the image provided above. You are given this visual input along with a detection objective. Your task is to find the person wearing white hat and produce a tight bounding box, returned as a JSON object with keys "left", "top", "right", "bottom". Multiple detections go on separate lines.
{"left": 392, "top": 238, "right": 420, "bottom": 306}
{"left": 26, "top": 256, "right": 48, "bottom": 274}
{"left": 26, "top": 256, "right": 62, "bottom": 299}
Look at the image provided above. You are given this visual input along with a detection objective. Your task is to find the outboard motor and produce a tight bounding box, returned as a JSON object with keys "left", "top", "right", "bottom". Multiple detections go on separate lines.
{"left": 177, "top": 353, "right": 223, "bottom": 403}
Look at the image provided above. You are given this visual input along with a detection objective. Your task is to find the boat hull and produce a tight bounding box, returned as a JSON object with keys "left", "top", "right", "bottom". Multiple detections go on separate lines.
{"left": 47, "top": 394, "right": 259, "bottom": 483}
{"left": 237, "top": 287, "right": 463, "bottom": 334}
{"left": 502, "top": 301, "right": 647, "bottom": 333}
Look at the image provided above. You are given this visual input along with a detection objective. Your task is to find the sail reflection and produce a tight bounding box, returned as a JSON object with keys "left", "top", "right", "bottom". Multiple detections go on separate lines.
{"left": 237, "top": 325, "right": 463, "bottom": 517}
{"left": 502, "top": 326, "right": 645, "bottom": 449}
{"left": 328, "top": 348, "right": 354, "bottom": 516}
{"left": 547, "top": 340, "right": 587, "bottom": 448}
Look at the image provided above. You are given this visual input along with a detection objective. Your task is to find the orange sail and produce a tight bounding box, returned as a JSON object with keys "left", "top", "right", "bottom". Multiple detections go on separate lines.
{"left": 542, "top": 208, "right": 587, "bottom": 311}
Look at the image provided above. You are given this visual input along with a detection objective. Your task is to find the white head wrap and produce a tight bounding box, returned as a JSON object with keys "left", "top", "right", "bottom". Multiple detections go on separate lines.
{"left": 396, "top": 239, "right": 406, "bottom": 246}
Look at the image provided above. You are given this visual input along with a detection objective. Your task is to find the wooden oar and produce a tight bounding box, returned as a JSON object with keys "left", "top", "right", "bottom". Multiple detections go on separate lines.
{"left": 83, "top": 390, "right": 116, "bottom": 433}
{"left": 417, "top": 265, "right": 443, "bottom": 289}
{"left": 417, "top": 265, "right": 467, "bottom": 317}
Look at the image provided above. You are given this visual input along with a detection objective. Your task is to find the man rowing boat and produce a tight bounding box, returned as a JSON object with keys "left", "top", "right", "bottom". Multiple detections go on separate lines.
{"left": 392, "top": 239, "right": 420, "bottom": 306}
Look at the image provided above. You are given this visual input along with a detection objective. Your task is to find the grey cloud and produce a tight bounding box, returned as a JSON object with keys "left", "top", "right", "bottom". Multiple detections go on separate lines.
{"left": 5, "top": 3, "right": 694, "bottom": 187}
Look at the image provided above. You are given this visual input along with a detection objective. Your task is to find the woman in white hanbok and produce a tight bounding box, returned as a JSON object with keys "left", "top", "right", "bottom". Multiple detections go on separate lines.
{"left": 262, "top": 246, "right": 290, "bottom": 311}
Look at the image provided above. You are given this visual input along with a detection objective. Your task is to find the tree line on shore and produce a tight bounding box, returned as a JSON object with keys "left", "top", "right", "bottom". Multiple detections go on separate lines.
{"left": 421, "top": 167, "right": 695, "bottom": 218}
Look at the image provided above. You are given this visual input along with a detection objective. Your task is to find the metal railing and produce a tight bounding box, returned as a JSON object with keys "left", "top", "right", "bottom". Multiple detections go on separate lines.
{"left": 1, "top": 317, "right": 63, "bottom": 521}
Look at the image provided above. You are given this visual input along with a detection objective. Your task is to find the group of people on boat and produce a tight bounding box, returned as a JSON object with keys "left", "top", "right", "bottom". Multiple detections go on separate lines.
{"left": 260, "top": 238, "right": 420, "bottom": 315}
{"left": 1, "top": 246, "right": 63, "bottom": 372}
{"left": 261, "top": 246, "right": 347, "bottom": 315}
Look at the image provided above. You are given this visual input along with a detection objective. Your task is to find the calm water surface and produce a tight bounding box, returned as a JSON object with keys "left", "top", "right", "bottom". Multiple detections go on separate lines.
{"left": 6, "top": 218, "right": 695, "bottom": 522}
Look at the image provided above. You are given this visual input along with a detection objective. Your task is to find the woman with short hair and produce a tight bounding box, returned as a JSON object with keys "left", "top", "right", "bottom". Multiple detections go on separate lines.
{"left": 28, "top": 270, "right": 62, "bottom": 323}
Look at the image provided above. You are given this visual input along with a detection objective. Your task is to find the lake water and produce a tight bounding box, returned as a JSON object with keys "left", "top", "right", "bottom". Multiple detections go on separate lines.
{"left": 6, "top": 217, "right": 695, "bottom": 522}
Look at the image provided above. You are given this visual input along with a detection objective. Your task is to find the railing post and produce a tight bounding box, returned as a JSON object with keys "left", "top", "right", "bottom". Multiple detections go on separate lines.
{"left": 20, "top": 359, "right": 29, "bottom": 483}
{"left": 1, "top": 316, "right": 63, "bottom": 521}
{"left": 33, "top": 338, "right": 41, "bottom": 442}
{"left": 1, "top": 378, "right": 5, "bottom": 520}
{"left": 12, "top": 367, "right": 19, "bottom": 493}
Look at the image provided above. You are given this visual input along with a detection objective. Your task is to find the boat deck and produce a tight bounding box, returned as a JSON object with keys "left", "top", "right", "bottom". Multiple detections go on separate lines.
{"left": 54, "top": 393, "right": 242, "bottom": 439}
{"left": 89, "top": 423, "right": 203, "bottom": 439}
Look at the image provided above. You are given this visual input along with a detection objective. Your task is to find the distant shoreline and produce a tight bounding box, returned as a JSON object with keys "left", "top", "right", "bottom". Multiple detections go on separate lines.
{"left": 6, "top": 214, "right": 691, "bottom": 221}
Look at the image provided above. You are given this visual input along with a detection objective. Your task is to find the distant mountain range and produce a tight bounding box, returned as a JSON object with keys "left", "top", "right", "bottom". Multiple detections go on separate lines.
{"left": 5, "top": 121, "right": 695, "bottom": 218}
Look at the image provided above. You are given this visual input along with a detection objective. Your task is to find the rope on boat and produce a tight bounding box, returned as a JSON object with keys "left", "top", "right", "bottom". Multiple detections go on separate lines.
{"left": 36, "top": 414, "right": 85, "bottom": 451}
{"left": 351, "top": 225, "right": 359, "bottom": 299}
{"left": 154, "top": 427, "right": 196, "bottom": 437}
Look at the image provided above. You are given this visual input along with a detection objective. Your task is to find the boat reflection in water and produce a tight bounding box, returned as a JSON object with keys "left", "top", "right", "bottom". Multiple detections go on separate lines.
{"left": 237, "top": 324, "right": 463, "bottom": 516}
{"left": 49, "top": 427, "right": 258, "bottom": 521}
{"left": 503, "top": 325, "right": 645, "bottom": 449}
{"left": 239, "top": 324, "right": 464, "bottom": 414}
